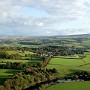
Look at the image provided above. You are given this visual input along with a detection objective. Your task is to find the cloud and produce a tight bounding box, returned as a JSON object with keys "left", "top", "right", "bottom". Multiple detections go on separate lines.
{"left": 0, "top": 0, "right": 90, "bottom": 36}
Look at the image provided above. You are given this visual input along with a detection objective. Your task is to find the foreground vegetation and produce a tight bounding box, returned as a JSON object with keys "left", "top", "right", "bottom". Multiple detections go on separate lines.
{"left": 0, "top": 67, "right": 57, "bottom": 90}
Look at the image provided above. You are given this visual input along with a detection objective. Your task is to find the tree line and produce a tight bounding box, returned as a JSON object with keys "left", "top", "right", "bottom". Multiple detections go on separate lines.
{"left": 0, "top": 67, "right": 57, "bottom": 90}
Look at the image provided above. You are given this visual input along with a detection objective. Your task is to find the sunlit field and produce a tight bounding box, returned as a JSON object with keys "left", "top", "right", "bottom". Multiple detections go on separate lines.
{"left": 46, "top": 52, "right": 90, "bottom": 77}
{"left": 47, "top": 81, "right": 90, "bottom": 90}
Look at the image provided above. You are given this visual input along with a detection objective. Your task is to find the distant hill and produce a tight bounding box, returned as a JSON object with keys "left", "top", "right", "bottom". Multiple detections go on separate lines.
{"left": 0, "top": 34, "right": 90, "bottom": 39}
{"left": 50, "top": 34, "right": 90, "bottom": 39}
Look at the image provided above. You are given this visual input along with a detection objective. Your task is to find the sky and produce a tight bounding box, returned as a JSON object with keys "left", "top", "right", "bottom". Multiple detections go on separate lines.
{"left": 0, "top": 0, "right": 90, "bottom": 36}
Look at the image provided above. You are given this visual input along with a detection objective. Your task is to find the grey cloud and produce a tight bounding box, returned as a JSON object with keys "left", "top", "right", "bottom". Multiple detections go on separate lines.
{"left": 0, "top": 0, "right": 90, "bottom": 36}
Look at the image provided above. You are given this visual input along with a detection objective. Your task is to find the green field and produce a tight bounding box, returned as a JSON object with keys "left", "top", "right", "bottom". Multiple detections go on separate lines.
{"left": 0, "top": 59, "right": 42, "bottom": 66}
{"left": 82, "top": 40, "right": 90, "bottom": 47}
{"left": 0, "top": 69, "right": 20, "bottom": 84}
{"left": 46, "top": 52, "right": 90, "bottom": 77}
{"left": 0, "top": 60, "right": 42, "bottom": 85}
{"left": 7, "top": 51, "right": 34, "bottom": 56}
{"left": 47, "top": 81, "right": 90, "bottom": 90}
{"left": 0, "top": 59, "right": 41, "bottom": 63}
{"left": 0, "top": 50, "right": 42, "bottom": 85}
{"left": 0, "top": 50, "right": 42, "bottom": 65}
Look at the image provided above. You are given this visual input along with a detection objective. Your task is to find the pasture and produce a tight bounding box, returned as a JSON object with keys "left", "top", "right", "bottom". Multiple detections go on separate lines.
{"left": 82, "top": 40, "right": 90, "bottom": 47}
{"left": 7, "top": 50, "right": 34, "bottom": 56}
{"left": 0, "top": 69, "right": 20, "bottom": 84}
{"left": 0, "top": 50, "right": 42, "bottom": 65}
{"left": 46, "top": 52, "right": 90, "bottom": 77}
{"left": 0, "top": 50, "right": 42, "bottom": 85}
{"left": 47, "top": 81, "right": 90, "bottom": 90}
{"left": 0, "top": 59, "right": 41, "bottom": 64}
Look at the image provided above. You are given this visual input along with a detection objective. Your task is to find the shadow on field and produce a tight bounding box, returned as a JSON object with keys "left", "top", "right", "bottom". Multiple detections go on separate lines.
{"left": 49, "top": 64, "right": 67, "bottom": 66}
{"left": 5, "top": 70, "right": 20, "bottom": 74}
{"left": 0, "top": 77, "right": 11, "bottom": 85}
{"left": 53, "top": 56, "right": 80, "bottom": 60}
{"left": 0, "top": 70, "right": 20, "bottom": 85}
{"left": 78, "top": 63, "right": 90, "bottom": 67}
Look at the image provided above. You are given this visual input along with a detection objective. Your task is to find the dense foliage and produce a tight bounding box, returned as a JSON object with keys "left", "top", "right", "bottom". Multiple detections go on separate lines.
{"left": 65, "top": 70, "right": 90, "bottom": 81}
{"left": 0, "top": 67, "right": 57, "bottom": 90}
{"left": 0, "top": 62, "right": 28, "bottom": 70}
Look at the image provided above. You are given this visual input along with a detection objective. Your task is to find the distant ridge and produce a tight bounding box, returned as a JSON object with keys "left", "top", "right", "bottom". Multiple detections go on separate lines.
{"left": 48, "top": 34, "right": 90, "bottom": 39}
{"left": 0, "top": 34, "right": 90, "bottom": 39}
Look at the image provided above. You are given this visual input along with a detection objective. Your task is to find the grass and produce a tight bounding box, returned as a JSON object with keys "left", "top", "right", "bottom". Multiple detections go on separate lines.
{"left": 0, "top": 59, "right": 42, "bottom": 85}
{"left": 0, "top": 59, "right": 41, "bottom": 63}
{"left": 0, "top": 50, "right": 42, "bottom": 65}
{"left": 0, "top": 51, "right": 42, "bottom": 85}
{"left": 0, "top": 69, "right": 20, "bottom": 85}
{"left": 0, "top": 59, "right": 30, "bottom": 63}
{"left": 47, "top": 81, "right": 90, "bottom": 90}
{"left": 7, "top": 50, "right": 35, "bottom": 56}
{"left": 46, "top": 52, "right": 90, "bottom": 77}
{"left": 0, "top": 59, "right": 42, "bottom": 66}
{"left": 82, "top": 40, "right": 90, "bottom": 47}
